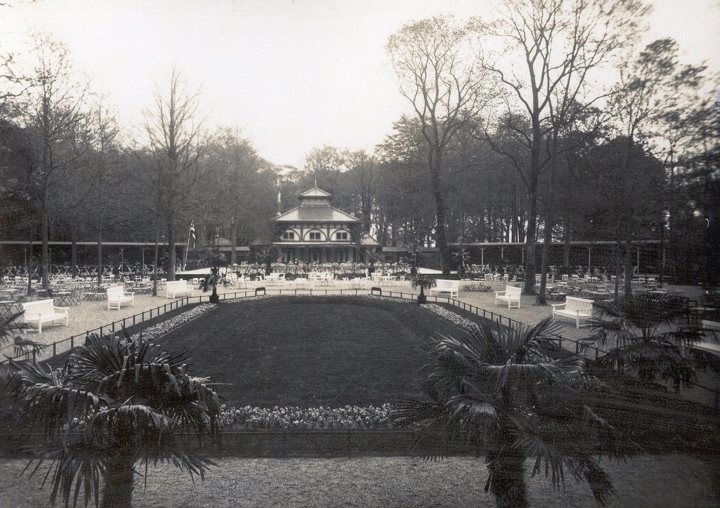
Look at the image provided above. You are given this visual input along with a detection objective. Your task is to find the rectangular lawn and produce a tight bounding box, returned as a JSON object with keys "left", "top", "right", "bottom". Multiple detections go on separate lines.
{"left": 165, "top": 296, "right": 471, "bottom": 407}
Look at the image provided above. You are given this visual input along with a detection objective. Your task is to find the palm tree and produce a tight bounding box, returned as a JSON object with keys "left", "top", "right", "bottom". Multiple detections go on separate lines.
{"left": 0, "top": 311, "right": 38, "bottom": 362}
{"left": 393, "top": 317, "right": 622, "bottom": 507}
{"left": 200, "top": 265, "right": 222, "bottom": 304}
{"left": 583, "top": 291, "right": 696, "bottom": 391}
{"left": 411, "top": 275, "right": 435, "bottom": 304}
{"left": 1, "top": 310, "right": 27, "bottom": 342}
{"left": 9, "top": 332, "right": 221, "bottom": 508}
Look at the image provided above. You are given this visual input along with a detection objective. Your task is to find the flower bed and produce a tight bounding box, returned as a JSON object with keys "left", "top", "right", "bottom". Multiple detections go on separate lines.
{"left": 462, "top": 282, "right": 493, "bottom": 292}
{"left": 219, "top": 404, "right": 393, "bottom": 430}
{"left": 129, "top": 303, "right": 216, "bottom": 341}
{"left": 422, "top": 303, "right": 480, "bottom": 332}
{"left": 134, "top": 295, "right": 482, "bottom": 435}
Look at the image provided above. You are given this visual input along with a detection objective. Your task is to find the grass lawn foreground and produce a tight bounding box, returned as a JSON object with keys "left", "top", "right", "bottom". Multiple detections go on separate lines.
{"left": 2, "top": 295, "right": 719, "bottom": 507}
{"left": 165, "top": 296, "right": 468, "bottom": 408}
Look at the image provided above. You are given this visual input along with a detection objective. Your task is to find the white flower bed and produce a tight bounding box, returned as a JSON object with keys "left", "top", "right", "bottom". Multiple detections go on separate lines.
{"left": 130, "top": 295, "right": 481, "bottom": 431}
{"left": 219, "top": 403, "right": 393, "bottom": 430}
{"left": 130, "top": 303, "right": 216, "bottom": 341}
{"left": 422, "top": 303, "right": 480, "bottom": 332}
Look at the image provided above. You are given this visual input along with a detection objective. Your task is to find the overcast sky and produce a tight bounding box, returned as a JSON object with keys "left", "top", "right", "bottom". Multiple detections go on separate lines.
{"left": 2, "top": 0, "right": 718, "bottom": 168}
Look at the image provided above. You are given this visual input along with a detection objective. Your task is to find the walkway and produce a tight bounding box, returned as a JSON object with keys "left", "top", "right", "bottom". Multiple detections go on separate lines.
{"left": 1, "top": 280, "right": 704, "bottom": 363}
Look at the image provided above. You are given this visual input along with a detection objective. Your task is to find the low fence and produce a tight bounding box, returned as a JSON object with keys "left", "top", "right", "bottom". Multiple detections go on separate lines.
{"left": 0, "top": 297, "right": 194, "bottom": 363}
{"left": 184, "top": 429, "right": 425, "bottom": 457}
{"left": 0, "top": 284, "right": 587, "bottom": 364}
{"left": 0, "top": 429, "right": 470, "bottom": 458}
{"left": 4, "top": 284, "right": 714, "bottom": 394}
{"left": 1, "top": 287, "right": 717, "bottom": 458}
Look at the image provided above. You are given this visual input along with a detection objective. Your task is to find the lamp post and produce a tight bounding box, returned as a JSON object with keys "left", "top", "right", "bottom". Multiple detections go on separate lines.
{"left": 651, "top": 219, "right": 665, "bottom": 287}
{"left": 659, "top": 218, "right": 665, "bottom": 286}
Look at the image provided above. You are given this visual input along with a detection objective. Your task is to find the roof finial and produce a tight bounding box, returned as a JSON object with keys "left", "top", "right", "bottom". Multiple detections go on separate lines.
{"left": 314, "top": 177, "right": 317, "bottom": 188}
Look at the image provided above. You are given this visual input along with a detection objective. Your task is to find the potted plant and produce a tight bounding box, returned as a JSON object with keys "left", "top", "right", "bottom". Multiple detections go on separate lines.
{"left": 412, "top": 275, "right": 435, "bottom": 304}
{"left": 200, "top": 265, "right": 221, "bottom": 304}
{"left": 197, "top": 250, "right": 227, "bottom": 305}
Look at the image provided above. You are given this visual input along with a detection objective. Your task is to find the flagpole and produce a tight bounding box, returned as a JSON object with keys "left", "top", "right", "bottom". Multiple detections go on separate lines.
{"left": 183, "top": 221, "right": 194, "bottom": 271}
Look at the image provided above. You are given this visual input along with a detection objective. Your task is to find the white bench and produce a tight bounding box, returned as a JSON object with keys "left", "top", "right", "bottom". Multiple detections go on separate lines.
{"left": 701, "top": 320, "right": 720, "bottom": 332}
{"left": 166, "top": 280, "right": 194, "bottom": 299}
{"left": 495, "top": 285, "right": 522, "bottom": 309}
{"left": 552, "top": 296, "right": 594, "bottom": 328}
{"left": 429, "top": 279, "right": 459, "bottom": 298}
{"left": 106, "top": 286, "right": 134, "bottom": 310}
{"left": 21, "top": 298, "right": 69, "bottom": 334}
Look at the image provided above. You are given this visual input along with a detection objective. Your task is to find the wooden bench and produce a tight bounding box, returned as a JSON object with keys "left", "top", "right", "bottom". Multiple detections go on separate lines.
{"left": 429, "top": 279, "right": 459, "bottom": 298}
{"left": 21, "top": 298, "right": 69, "bottom": 334}
{"left": 165, "top": 280, "right": 194, "bottom": 299}
{"left": 106, "top": 286, "right": 135, "bottom": 310}
{"left": 552, "top": 296, "right": 594, "bottom": 328}
{"left": 495, "top": 285, "right": 522, "bottom": 309}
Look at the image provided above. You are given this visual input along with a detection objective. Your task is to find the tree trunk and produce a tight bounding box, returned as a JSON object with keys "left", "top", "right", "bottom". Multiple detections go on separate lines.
{"left": 523, "top": 186, "right": 538, "bottom": 295}
{"left": 39, "top": 208, "right": 50, "bottom": 290}
{"left": 167, "top": 218, "right": 176, "bottom": 281}
{"left": 101, "top": 448, "right": 135, "bottom": 508}
{"left": 97, "top": 229, "right": 103, "bottom": 287}
{"left": 230, "top": 218, "right": 237, "bottom": 265}
{"left": 71, "top": 239, "right": 77, "bottom": 279}
{"left": 486, "top": 442, "right": 528, "bottom": 508}
{"left": 430, "top": 152, "right": 451, "bottom": 277}
{"left": 563, "top": 218, "right": 571, "bottom": 271}
{"left": 27, "top": 242, "right": 33, "bottom": 295}
{"left": 624, "top": 239, "right": 633, "bottom": 297}
{"left": 537, "top": 218, "right": 552, "bottom": 305}
{"left": 153, "top": 221, "right": 159, "bottom": 297}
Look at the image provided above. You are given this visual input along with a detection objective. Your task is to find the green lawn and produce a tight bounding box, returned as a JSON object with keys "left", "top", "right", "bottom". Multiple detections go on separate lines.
{"left": 166, "top": 296, "right": 470, "bottom": 407}
{"left": 163, "top": 295, "right": 720, "bottom": 454}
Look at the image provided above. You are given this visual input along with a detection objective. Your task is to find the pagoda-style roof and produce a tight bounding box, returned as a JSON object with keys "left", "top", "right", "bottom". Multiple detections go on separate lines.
{"left": 274, "top": 186, "right": 360, "bottom": 223}
{"left": 274, "top": 206, "right": 360, "bottom": 222}
{"left": 299, "top": 187, "right": 332, "bottom": 199}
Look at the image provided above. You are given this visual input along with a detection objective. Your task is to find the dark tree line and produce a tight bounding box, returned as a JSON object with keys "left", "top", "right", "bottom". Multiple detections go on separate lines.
{"left": 1, "top": 5, "right": 717, "bottom": 291}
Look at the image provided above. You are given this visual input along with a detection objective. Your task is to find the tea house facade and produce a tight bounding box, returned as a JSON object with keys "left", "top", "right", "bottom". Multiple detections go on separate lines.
{"left": 272, "top": 187, "right": 377, "bottom": 263}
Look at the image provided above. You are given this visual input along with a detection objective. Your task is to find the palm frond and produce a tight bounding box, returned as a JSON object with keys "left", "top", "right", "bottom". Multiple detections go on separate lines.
{"left": 516, "top": 417, "right": 620, "bottom": 506}
{"left": 11, "top": 360, "right": 104, "bottom": 435}
{"left": 0, "top": 311, "right": 28, "bottom": 347}
{"left": 11, "top": 329, "right": 222, "bottom": 508}
{"left": 580, "top": 459, "right": 616, "bottom": 506}
{"left": 23, "top": 441, "right": 106, "bottom": 508}
{"left": 594, "top": 292, "right": 685, "bottom": 336}
{"left": 138, "top": 446, "right": 216, "bottom": 484}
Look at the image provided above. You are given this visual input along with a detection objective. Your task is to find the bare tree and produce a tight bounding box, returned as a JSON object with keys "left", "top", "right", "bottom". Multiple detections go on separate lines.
{"left": 607, "top": 38, "right": 709, "bottom": 295}
{"left": 479, "top": 0, "right": 650, "bottom": 295}
{"left": 143, "top": 68, "right": 206, "bottom": 281}
{"left": 200, "top": 127, "right": 275, "bottom": 264}
{"left": 387, "top": 15, "right": 487, "bottom": 276}
{"left": 80, "top": 102, "right": 123, "bottom": 285}
{"left": 346, "top": 150, "right": 377, "bottom": 234}
{"left": 13, "top": 35, "right": 96, "bottom": 289}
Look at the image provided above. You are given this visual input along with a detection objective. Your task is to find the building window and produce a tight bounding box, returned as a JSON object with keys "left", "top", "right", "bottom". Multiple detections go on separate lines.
{"left": 335, "top": 249, "right": 348, "bottom": 262}
{"left": 336, "top": 231, "right": 349, "bottom": 240}
{"left": 283, "top": 231, "right": 295, "bottom": 240}
{"left": 308, "top": 231, "right": 322, "bottom": 240}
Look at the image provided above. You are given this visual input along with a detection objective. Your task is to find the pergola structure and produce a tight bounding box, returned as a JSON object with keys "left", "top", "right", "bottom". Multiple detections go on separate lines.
{"left": 451, "top": 240, "right": 662, "bottom": 271}
{"left": 0, "top": 240, "right": 168, "bottom": 266}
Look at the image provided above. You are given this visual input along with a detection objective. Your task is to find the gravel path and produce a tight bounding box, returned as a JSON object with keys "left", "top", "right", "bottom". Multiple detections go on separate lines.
{"left": 0, "top": 455, "right": 717, "bottom": 507}
{"left": 0, "top": 282, "right": 716, "bottom": 507}
{"left": 2, "top": 282, "right": 702, "bottom": 361}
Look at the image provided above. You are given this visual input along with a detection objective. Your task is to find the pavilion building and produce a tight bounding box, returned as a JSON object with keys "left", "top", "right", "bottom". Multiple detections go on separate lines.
{"left": 271, "top": 187, "right": 378, "bottom": 264}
